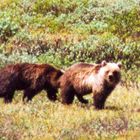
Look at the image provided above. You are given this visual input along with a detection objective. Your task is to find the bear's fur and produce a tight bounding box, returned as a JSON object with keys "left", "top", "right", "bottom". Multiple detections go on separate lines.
{"left": 0, "top": 63, "right": 63, "bottom": 103}
{"left": 59, "top": 61, "right": 121, "bottom": 109}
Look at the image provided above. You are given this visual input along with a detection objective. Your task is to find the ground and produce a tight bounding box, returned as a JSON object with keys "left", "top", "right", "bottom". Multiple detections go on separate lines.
{"left": 0, "top": 86, "right": 140, "bottom": 140}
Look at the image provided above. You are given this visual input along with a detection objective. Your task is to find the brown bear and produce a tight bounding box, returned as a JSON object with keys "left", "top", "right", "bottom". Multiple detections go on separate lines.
{"left": 0, "top": 63, "right": 63, "bottom": 103}
{"left": 59, "top": 60, "right": 121, "bottom": 109}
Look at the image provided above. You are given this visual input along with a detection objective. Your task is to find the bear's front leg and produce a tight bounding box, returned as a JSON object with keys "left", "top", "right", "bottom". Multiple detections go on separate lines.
{"left": 23, "top": 88, "right": 38, "bottom": 102}
{"left": 4, "top": 91, "right": 15, "bottom": 103}
{"left": 46, "top": 86, "right": 57, "bottom": 102}
{"left": 93, "top": 93, "right": 106, "bottom": 109}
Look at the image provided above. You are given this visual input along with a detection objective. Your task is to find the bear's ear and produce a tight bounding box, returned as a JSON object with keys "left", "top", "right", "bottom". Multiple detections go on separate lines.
{"left": 61, "top": 69, "right": 65, "bottom": 73}
{"left": 117, "top": 62, "right": 122, "bottom": 69}
{"left": 101, "top": 60, "right": 107, "bottom": 67}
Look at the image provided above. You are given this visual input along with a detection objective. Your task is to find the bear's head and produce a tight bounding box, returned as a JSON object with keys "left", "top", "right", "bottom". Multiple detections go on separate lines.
{"left": 98, "top": 60, "right": 121, "bottom": 86}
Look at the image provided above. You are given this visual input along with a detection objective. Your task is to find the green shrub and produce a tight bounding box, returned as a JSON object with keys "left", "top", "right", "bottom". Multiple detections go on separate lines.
{"left": 33, "top": 0, "right": 80, "bottom": 16}
{"left": 0, "top": 0, "right": 139, "bottom": 86}
{"left": 0, "top": 12, "right": 20, "bottom": 42}
{"left": 106, "top": 7, "right": 140, "bottom": 41}
{"left": 0, "top": 51, "right": 37, "bottom": 68}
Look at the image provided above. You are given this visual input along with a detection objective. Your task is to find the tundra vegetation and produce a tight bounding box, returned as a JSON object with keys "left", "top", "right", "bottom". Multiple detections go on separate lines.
{"left": 0, "top": 0, "right": 140, "bottom": 140}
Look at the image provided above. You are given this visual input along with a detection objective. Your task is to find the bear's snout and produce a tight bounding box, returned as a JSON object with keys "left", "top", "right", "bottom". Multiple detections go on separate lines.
{"left": 109, "top": 75, "right": 114, "bottom": 81}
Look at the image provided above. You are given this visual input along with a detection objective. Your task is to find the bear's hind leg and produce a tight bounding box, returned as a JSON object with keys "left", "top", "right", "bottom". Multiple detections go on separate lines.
{"left": 76, "top": 94, "right": 89, "bottom": 104}
{"left": 61, "top": 85, "right": 75, "bottom": 104}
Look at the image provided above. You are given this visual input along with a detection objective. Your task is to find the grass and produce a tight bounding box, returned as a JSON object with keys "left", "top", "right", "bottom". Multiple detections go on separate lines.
{"left": 0, "top": 86, "right": 140, "bottom": 140}
{"left": 0, "top": 1, "right": 140, "bottom": 139}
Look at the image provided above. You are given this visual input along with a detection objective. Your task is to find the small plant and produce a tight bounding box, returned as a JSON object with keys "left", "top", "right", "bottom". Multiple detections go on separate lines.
{"left": 106, "top": 7, "right": 140, "bottom": 41}
{"left": 0, "top": 11, "right": 20, "bottom": 43}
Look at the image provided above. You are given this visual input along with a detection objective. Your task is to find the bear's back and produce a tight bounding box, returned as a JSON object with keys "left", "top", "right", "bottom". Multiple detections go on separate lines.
{"left": 65, "top": 62, "right": 101, "bottom": 75}
{"left": 59, "top": 62, "right": 101, "bottom": 87}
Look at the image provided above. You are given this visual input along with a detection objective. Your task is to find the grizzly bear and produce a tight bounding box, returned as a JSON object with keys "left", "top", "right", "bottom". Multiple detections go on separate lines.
{"left": 0, "top": 63, "right": 63, "bottom": 103}
{"left": 59, "top": 61, "right": 121, "bottom": 109}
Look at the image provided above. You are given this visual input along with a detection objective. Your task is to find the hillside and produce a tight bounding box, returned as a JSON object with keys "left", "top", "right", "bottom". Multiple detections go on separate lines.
{"left": 0, "top": 0, "right": 140, "bottom": 84}
{"left": 0, "top": 0, "right": 140, "bottom": 139}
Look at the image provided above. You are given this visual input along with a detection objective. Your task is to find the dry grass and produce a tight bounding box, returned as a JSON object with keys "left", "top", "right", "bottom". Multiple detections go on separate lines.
{"left": 0, "top": 86, "right": 140, "bottom": 140}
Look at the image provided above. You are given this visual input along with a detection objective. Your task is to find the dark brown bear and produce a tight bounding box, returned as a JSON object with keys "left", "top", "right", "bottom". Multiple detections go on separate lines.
{"left": 59, "top": 61, "right": 121, "bottom": 109}
{"left": 0, "top": 63, "right": 63, "bottom": 103}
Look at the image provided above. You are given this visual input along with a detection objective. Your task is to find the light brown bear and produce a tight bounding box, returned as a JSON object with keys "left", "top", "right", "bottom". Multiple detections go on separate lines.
{"left": 59, "top": 61, "right": 121, "bottom": 109}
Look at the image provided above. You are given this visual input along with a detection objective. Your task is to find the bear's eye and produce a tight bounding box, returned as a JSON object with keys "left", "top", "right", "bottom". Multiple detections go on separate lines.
{"left": 113, "top": 71, "right": 119, "bottom": 76}
{"left": 106, "top": 70, "right": 109, "bottom": 74}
